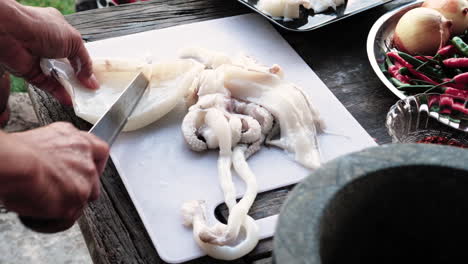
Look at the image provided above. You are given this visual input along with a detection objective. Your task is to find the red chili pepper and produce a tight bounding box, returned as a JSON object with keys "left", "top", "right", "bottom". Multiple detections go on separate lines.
{"left": 453, "top": 101, "right": 468, "bottom": 114}
{"left": 443, "top": 78, "right": 466, "bottom": 90}
{"left": 415, "top": 56, "right": 427, "bottom": 61}
{"left": 439, "top": 96, "right": 454, "bottom": 115}
{"left": 388, "top": 65, "right": 411, "bottom": 83}
{"left": 453, "top": 72, "right": 468, "bottom": 86}
{"left": 387, "top": 52, "right": 413, "bottom": 68}
{"left": 417, "top": 136, "right": 467, "bottom": 148}
{"left": 444, "top": 87, "right": 468, "bottom": 98}
{"left": 437, "top": 45, "right": 457, "bottom": 57}
{"left": 388, "top": 52, "right": 443, "bottom": 85}
{"left": 443, "top": 58, "right": 468, "bottom": 68}
{"left": 428, "top": 95, "right": 440, "bottom": 107}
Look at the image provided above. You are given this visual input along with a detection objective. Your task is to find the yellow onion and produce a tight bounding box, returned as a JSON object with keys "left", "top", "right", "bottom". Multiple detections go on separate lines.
{"left": 423, "top": 0, "right": 468, "bottom": 35}
{"left": 394, "top": 7, "right": 452, "bottom": 55}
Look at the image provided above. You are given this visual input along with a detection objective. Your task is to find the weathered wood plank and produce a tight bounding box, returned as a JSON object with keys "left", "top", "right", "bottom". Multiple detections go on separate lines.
{"left": 26, "top": 0, "right": 401, "bottom": 263}
{"left": 66, "top": 0, "right": 250, "bottom": 42}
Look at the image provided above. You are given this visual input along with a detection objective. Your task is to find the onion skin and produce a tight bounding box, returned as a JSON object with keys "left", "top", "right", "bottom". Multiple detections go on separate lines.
{"left": 423, "top": 0, "right": 468, "bottom": 35}
{"left": 394, "top": 7, "right": 452, "bottom": 56}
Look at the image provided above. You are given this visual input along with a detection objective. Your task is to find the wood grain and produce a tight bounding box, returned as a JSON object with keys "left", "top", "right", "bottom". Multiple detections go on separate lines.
{"left": 27, "top": 0, "right": 400, "bottom": 263}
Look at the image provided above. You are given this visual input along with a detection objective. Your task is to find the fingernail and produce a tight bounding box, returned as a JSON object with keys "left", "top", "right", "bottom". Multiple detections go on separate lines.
{"left": 83, "top": 74, "right": 99, "bottom": 90}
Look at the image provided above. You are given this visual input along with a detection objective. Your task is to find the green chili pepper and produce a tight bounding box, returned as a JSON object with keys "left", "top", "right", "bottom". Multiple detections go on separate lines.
{"left": 390, "top": 77, "right": 406, "bottom": 87}
{"left": 409, "top": 79, "right": 434, "bottom": 85}
{"left": 385, "top": 54, "right": 393, "bottom": 68}
{"left": 397, "top": 85, "right": 434, "bottom": 92}
{"left": 398, "top": 67, "right": 410, "bottom": 75}
{"left": 451, "top": 36, "right": 468, "bottom": 56}
{"left": 380, "top": 60, "right": 389, "bottom": 74}
{"left": 398, "top": 52, "right": 445, "bottom": 79}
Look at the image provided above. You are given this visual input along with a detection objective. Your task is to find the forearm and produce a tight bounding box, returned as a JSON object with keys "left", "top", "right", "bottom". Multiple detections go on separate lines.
{"left": 0, "top": 131, "right": 36, "bottom": 199}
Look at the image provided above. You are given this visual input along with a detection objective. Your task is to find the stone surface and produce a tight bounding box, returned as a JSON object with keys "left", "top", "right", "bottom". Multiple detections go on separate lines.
{"left": 274, "top": 144, "right": 468, "bottom": 264}
{"left": 0, "top": 213, "right": 92, "bottom": 264}
{"left": 4, "top": 93, "right": 39, "bottom": 132}
{"left": 0, "top": 92, "right": 92, "bottom": 264}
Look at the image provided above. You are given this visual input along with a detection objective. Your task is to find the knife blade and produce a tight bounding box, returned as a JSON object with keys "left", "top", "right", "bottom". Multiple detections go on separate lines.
{"left": 20, "top": 71, "right": 149, "bottom": 233}
{"left": 89, "top": 71, "right": 149, "bottom": 145}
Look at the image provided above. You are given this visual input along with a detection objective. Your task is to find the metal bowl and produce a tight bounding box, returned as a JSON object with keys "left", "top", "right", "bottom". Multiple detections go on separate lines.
{"left": 386, "top": 93, "right": 468, "bottom": 144}
{"left": 366, "top": 0, "right": 424, "bottom": 99}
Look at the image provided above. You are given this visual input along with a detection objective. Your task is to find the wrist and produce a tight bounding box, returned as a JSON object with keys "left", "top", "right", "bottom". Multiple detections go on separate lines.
{"left": 0, "top": 132, "right": 39, "bottom": 200}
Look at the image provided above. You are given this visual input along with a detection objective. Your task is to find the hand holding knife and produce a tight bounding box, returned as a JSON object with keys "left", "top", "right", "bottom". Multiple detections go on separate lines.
{"left": 19, "top": 71, "right": 149, "bottom": 232}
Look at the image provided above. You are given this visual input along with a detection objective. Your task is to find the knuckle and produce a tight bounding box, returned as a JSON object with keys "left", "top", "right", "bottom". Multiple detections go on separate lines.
{"left": 46, "top": 7, "right": 62, "bottom": 17}
{"left": 84, "top": 163, "right": 97, "bottom": 177}
{"left": 51, "top": 121, "right": 75, "bottom": 132}
{"left": 75, "top": 184, "right": 91, "bottom": 205}
{"left": 89, "top": 134, "right": 109, "bottom": 153}
{"left": 71, "top": 29, "right": 82, "bottom": 40}
{"left": 79, "top": 138, "right": 92, "bottom": 151}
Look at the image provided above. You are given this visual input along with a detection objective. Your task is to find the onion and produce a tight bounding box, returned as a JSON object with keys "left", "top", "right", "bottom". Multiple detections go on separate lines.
{"left": 394, "top": 7, "right": 452, "bottom": 56}
{"left": 423, "top": 0, "right": 468, "bottom": 35}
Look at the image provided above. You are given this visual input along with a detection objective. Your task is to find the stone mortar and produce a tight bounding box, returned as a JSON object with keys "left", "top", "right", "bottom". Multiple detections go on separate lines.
{"left": 274, "top": 143, "right": 468, "bottom": 264}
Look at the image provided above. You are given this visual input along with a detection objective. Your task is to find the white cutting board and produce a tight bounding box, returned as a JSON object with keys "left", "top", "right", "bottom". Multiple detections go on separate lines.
{"left": 85, "top": 14, "right": 377, "bottom": 263}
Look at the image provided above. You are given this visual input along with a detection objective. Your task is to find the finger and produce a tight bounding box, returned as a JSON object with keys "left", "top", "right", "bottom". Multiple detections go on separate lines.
{"left": 89, "top": 180, "right": 101, "bottom": 202}
{"left": 79, "top": 132, "right": 108, "bottom": 201}
{"left": 68, "top": 33, "right": 99, "bottom": 90}
{"left": 81, "top": 132, "right": 110, "bottom": 175}
{"left": 4, "top": 47, "right": 72, "bottom": 105}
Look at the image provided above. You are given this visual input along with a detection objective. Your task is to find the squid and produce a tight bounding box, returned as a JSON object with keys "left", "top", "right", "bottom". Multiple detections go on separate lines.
{"left": 179, "top": 48, "right": 324, "bottom": 260}
{"left": 256, "top": 0, "right": 346, "bottom": 20}
{"left": 40, "top": 58, "right": 204, "bottom": 131}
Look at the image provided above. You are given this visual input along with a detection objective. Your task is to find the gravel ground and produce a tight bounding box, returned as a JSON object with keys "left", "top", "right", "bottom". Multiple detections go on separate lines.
{"left": 0, "top": 93, "right": 92, "bottom": 264}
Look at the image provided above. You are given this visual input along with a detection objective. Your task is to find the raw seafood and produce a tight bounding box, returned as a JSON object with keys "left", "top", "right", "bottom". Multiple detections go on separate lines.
{"left": 257, "top": 0, "right": 311, "bottom": 19}
{"left": 41, "top": 47, "right": 324, "bottom": 260}
{"left": 180, "top": 48, "right": 324, "bottom": 259}
{"left": 40, "top": 58, "right": 204, "bottom": 131}
{"left": 256, "top": 0, "right": 346, "bottom": 20}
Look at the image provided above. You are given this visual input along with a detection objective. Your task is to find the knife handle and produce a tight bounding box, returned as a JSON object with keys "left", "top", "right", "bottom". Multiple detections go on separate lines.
{"left": 19, "top": 216, "right": 69, "bottom": 233}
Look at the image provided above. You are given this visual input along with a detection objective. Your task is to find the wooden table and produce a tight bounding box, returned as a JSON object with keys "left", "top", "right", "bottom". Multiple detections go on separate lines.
{"left": 27, "top": 0, "right": 408, "bottom": 263}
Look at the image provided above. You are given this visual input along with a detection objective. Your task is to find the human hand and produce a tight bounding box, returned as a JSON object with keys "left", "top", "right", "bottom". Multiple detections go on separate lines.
{"left": 0, "top": 2, "right": 99, "bottom": 105}
{"left": 0, "top": 122, "right": 109, "bottom": 233}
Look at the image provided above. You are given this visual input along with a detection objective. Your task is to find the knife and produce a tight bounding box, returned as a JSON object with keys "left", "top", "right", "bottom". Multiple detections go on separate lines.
{"left": 20, "top": 71, "right": 150, "bottom": 233}
{"left": 89, "top": 71, "right": 149, "bottom": 145}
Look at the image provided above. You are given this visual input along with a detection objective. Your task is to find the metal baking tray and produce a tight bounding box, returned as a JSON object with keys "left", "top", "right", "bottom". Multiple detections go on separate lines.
{"left": 238, "top": 0, "right": 395, "bottom": 31}
{"left": 367, "top": 0, "right": 424, "bottom": 99}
